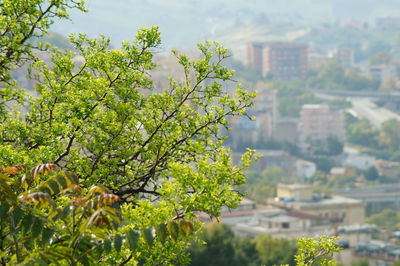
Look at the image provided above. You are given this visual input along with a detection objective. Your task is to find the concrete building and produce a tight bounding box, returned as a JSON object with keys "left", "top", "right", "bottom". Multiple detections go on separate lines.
{"left": 342, "top": 146, "right": 376, "bottom": 170}
{"left": 273, "top": 118, "right": 299, "bottom": 143}
{"left": 247, "top": 42, "right": 264, "bottom": 74}
{"left": 269, "top": 184, "right": 365, "bottom": 225}
{"left": 206, "top": 199, "right": 334, "bottom": 239}
{"left": 330, "top": 167, "right": 357, "bottom": 177}
{"left": 262, "top": 42, "right": 308, "bottom": 80}
{"left": 300, "top": 104, "right": 344, "bottom": 142}
{"left": 229, "top": 117, "right": 261, "bottom": 149}
{"left": 247, "top": 42, "right": 308, "bottom": 80}
{"left": 296, "top": 159, "right": 317, "bottom": 181}
{"left": 253, "top": 84, "right": 278, "bottom": 140}
{"left": 233, "top": 208, "right": 333, "bottom": 239}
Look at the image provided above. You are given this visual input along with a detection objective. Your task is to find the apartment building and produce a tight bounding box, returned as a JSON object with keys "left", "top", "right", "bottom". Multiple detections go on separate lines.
{"left": 300, "top": 104, "right": 344, "bottom": 142}
{"left": 247, "top": 42, "right": 308, "bottom": 80}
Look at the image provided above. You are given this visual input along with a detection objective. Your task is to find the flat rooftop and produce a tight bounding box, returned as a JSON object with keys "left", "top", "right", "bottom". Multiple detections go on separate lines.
{"left": 278, "top": 184, "right": 312, "bottom": 190}
{"left": 270, "top": 195, "right": 363, "bottom": 208}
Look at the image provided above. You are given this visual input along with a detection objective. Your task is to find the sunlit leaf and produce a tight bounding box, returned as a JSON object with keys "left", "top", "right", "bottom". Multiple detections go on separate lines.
{"left": 87, "top": 185, "right": 111, "bottom": 196}
{"left": 179, "top": 220, "right": 193, "bottom": 236}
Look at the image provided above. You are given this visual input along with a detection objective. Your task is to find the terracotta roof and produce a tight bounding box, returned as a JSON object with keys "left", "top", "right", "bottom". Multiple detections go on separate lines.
{"left": 286, "top": 210, "right": 324, "bottom": 220}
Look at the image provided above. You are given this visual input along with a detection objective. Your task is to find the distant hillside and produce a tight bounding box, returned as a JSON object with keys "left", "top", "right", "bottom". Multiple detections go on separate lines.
{"left": 51, "top": 0, "right": 400, "bottom": 50}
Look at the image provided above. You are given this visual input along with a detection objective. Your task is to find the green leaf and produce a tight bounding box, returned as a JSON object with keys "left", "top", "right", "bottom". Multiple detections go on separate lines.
{"left": 114, "top": 234, "right": 122, "bottom": 252}
{"left": 38, "top": 186, "right": 52, "bottom": 195}
{"left": 104, "top": 239, "right": 112, "bottom": 254}
{"left": 0, "top": 175, "right": 17, "bottom": 201}
{"left": 141, "top": 228, "right": 153, "bottom": 247}
{"left": 47, "top": 179, "right": 60, "bottom": 195}
{"left": 167, "top": 221, "right": 180, "bottom": 240}
{"left": 155, "top": 223, "right": 168, "bottom": 244}
{"left": 41, "top": 227, "right": 54, "bottom": 245}
{"left": 127, "top": 230, "right": 139, "bottom": 251}
{"left": 79, "top": 255, "right": 90, "bottom": 266}
{"left": 12, "top": 207, "right": 24, "bottom": 225}
{"left": 0, "top": 201, "right": 10, "bottom": 218}
{"left": 32, "top": 218, "right": 43, "bottom": 238}
{"left": 55, "top": 173, "right": 68, "bottom": 189}
{"left": 37, "top": 171, "right": 78, "bottom": 196}
{"left": 31, "top": 258, "right": 48, "bottom": 266}
{"left": 21, "top": 214, "right": 33, "bottom": 232}
{"left": 61, "top": 206, "right": 72, "bottom": 219}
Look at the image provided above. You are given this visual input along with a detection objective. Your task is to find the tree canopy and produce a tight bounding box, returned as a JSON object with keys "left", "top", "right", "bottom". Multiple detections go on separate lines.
{"left": 0, "top": 0, "right": 256, "bottom": 264}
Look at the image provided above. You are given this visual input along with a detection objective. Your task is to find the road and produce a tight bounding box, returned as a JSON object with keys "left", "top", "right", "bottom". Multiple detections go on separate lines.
{"left": 350, "top": 98, "right": 400, "bottom": 128}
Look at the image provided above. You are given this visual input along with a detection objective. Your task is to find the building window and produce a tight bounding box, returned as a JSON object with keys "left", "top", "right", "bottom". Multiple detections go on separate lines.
{"left": 282, "top": 222, "right": 290, "bottom": 229}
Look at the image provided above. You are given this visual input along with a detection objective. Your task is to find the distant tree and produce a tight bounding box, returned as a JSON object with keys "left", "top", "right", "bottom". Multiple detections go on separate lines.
{"left": 308, "top": 156, "right": 335, "bottom": 173}
{"left": 234, "top": 237, "right": 261, "bottom": 266}
{"left": 363, "top": 166, "right": 379, "bottom": 181}
{"left": 345, "top": 116, "right": 379, "bottom": 148}
{"left": 190, "top": 223, "right": 237, "bottom": 266}
{"left": 312, "top": 171, "right": 329, "bottom": 187}
{"left": 378, "top": 119, "right": 400, "bottom": 152}
{"left": 308, "top": 61, "right": 345, "bottom": 90}
{"left": 228, "top": 59, "right": 262, "bottom": 83}
{"left": 366, "top": 210, "right": 400, "bottom": 232}
{"left": 241, "top": 167, "right": 285, "bottom": 203}
{"left": 330, "top": 98, "right": 352, "bottom": 109}
{"left": 255, "top": 234, "right": 297, "bottom": 266}
{"left": 326, "top": 136, "right": 344, "bottom": 156}
{"left": 369, "top": 51, "right": 392, "bottom": 65}
{"left": 308, "top": 61, "right": 378, "bottom": 91}
{"left": 351, "top": 260, "right": 369, "bottom": 266}
{"left": 390, "top": 149, "right": 400, "bottom": 161}
{"left": 338, "top": 259, "right": 369, "bottom": 266}
{"left": 190, "top": 223, "right": 260, "bottom": 266}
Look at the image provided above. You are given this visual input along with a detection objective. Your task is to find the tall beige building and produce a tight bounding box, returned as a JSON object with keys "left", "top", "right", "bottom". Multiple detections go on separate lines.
{"left": 247, "top": 42, "right": 308, "bottom": 80}
{"left": 253, "top": 83, "right": 277, "bottom": 138}
{"left": 247, "top": 42, "right": 264, "bottom": 74}
{"left": 300, "top": 104, "right": 344, "bottom": 142}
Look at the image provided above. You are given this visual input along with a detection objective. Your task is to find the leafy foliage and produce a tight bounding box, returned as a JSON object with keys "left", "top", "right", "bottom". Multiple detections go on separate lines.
{"left": 0, "top": 0, "right": 257, "bottom": 264}
{"left": 345, "top": 115, "right": 379, "bottom": 148}
{"left": 295, "top": 236, "right": 341, "bottom": 266}
{"left": 366, "top": 209, "right": 400, "bottom": 232}
{"left": 0, "top": 0, "right": 86, "bottom": 116}
{"left": 0, "top": 163, "right": 197, "bottom": 264}
{"left": 307, "top": 61, "right": 378, "bottom": 91}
